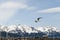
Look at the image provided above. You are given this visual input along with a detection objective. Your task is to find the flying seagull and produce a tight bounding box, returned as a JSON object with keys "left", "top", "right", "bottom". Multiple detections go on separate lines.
{"left": 35, "top": 17, "right": 42, "bottom": 23}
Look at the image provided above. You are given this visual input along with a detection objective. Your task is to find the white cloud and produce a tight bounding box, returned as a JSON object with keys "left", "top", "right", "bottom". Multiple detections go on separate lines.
{"left": 0, "top": 1, "right": 36, "bottom": 23}
{"left": 37, "top": 7, "right": 60, "bottom": 13}
{"left": 0, "top": 1, "right": 28, "bottom": 23}
{"left": 0, "top": 2, "right": 28, "bottom": 9}
{"left": 0, "top": 1, "right": 36, "bottom": 10}
{"left": 26, "top": 6, "right": 37, "bottom": 10}
{"left": 0, "top": 9, "right": 16, "bottom": 22}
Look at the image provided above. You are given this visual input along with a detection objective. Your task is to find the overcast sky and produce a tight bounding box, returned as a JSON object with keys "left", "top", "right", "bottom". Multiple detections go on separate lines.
{"left": 0, "top": 0, "right": 60, "bottom": 29}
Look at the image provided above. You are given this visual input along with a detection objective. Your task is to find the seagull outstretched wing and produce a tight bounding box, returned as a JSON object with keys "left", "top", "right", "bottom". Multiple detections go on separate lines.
{"left": 35, "top": 17, "right": 42, "bottom": 23}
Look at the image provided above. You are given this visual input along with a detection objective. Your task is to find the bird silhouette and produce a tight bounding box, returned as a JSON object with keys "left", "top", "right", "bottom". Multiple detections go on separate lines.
{"left": 35, "top": 17, "right": 42, "bottom": 23}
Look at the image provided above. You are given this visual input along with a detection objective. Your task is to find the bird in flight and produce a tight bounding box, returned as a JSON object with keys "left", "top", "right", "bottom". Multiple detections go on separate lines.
{"left": 35, "top": 17, "right": 42, "bottom": 23}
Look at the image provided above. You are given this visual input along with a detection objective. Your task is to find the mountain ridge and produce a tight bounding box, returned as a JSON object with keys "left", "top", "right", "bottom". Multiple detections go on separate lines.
{"left": 0, "top": 24, "right": 60, "bottom": 37}
{"left": 0, "top": 24, "right": 59, "bottom": 33}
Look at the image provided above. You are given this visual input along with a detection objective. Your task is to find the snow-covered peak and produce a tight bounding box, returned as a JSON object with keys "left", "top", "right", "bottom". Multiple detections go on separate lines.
{"left": 0, "top": 24, "right": 59, "bottom": 33}
{"left": 0, "top": 24, "right": 38, "bottom": 33}
{"left": 44, "top": 26, "right": 57, "bottom": 32}
{"left": 35, "top": 26, "right": 57, "bottom": 32}
{"left": 34, "top": 27, "right": 44, "bottom": 32}
{"left": 17, "top": 25, "right": 38, "bottom": 33}
{"left": 7, "top": 25, "right": 17, "bottom": 32}
{"left": 0, "top": 25, "right": 9, "bottom": 32}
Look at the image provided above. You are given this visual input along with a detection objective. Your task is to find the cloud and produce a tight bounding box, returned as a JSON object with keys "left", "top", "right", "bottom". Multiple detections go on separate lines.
{"left": 0, "top": 1, "right": 28, "bottom": 23}
{"left": 0, "top": 1, "right": 36, "bottom": 10}
{"left": 0, "top": 1, "right": 36, "bottom": 24}
{"left": 37, "top": 7, "right": 60, "bottom": 13}
{"left": 26, "top": 6, "right": 37, "bottom": 10}
{"left": 0, "top": 9, "right": 16, "bottom": 22}
{"left": 0, "top": 2, "right": 28, "bottom": 9}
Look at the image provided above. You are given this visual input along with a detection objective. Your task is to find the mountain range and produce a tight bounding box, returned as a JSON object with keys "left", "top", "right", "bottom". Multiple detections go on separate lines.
{"left": 0, "top": 24, "right": 60, "bottom": 38}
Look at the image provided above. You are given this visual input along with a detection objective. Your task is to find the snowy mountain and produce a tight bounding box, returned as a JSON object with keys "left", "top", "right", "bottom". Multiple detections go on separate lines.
{"left": 0, "top": 24, "right": 39, "bottom": 33}
{"left": 0, "top": 24, "right": 60, "bottom": 37}
{"left": 0, "top": 24, "right": 59, "bottom": 33}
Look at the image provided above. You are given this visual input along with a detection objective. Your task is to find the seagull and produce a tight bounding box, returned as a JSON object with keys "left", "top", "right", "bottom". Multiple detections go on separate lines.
{"left": 35, "top": 17, "right": 42, "bottom": 23}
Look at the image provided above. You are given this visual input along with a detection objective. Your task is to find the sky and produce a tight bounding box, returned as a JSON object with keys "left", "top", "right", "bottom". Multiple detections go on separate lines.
{"left": 0, "top": 0, "right": 60, "bottom": 29}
